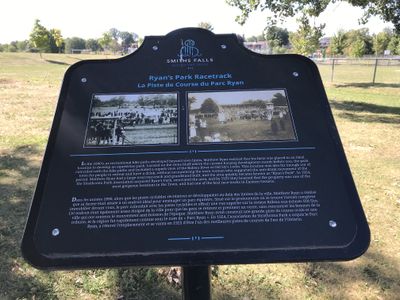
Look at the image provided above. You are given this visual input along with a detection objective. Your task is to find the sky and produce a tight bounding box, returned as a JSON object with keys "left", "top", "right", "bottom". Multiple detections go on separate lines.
{"left": 0, "top": 0, "right": 394, "bottom": 44}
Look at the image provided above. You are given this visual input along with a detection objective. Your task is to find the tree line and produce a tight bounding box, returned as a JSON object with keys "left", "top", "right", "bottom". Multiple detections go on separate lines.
{"left": 0, "top": 20, "right": 218, "bottom": 54}
{"left": 246, "top": 24, "right": 400, "bottom": 57}
{"left": 93, "top": 94, "right": 177, "bottom": 108}
{"left": 230, "top": 0, "right": 400, "bottom": 57}
{"left": 1, "top": 17, "right": 399, "bottom": 57}
{"left": 0, "top": 19, "right": 140, "bottom": 54}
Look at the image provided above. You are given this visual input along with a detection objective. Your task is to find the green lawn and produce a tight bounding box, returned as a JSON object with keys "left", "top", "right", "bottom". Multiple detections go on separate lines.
{"left": 317, "top": 62, "right": 400, "bottom": 85}
{"left": 0, "top": 53, "right": 399, "bottom": 299}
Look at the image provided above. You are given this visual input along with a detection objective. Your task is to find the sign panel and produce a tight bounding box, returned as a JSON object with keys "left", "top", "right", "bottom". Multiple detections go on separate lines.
{"left": 22, "top": 28, "right": 370, "bottom": 269}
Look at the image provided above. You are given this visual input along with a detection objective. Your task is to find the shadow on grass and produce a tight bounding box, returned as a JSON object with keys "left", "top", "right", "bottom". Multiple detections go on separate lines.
{"left": 45, "top": 59, "right": 71, "bottom": 66}
{"left": 330, "top": 100, "right": 400, "bottom": 115}
{"left": 329, "top": 100, "right": 400, "bottom": 124}
{"left": 0, "top": 145, "right": 181, "bottom": 299}
{"left": 0, "top": 145, "right": 58, "bottom": 298}
{"left": 115, "top": 267, "right": 180, "bottom": 299}
{"left": 334, "top": 82, "right": 400, "bottom": 89}
{"left": 66, "top": 55, "right": 83, "bottom": 61}
{"left": 304, "top": 250, "right": 400, "bottom": 298}
{"left": 337, "top": 112, "right": 400, "bottom": 124}
{"left": 213, "top": 283, "right": 279, "bottom": 300}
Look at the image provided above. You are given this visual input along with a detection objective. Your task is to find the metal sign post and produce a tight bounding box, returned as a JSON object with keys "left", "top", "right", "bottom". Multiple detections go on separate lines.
{"left": 182, "top": 266, "right": 211, "bottom": 300}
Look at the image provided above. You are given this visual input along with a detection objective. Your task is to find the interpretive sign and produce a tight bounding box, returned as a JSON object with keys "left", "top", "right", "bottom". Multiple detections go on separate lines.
{"left": 22, "top": 28, "right": 370, "bottom": 269}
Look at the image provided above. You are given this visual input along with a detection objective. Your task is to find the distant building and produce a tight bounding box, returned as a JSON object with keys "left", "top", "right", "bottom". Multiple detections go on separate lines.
{"left": 319, "top": 37, "right": 331, "bottom": 49}
{"left": 244, "top": 41, "right": 270, "bottom": 54}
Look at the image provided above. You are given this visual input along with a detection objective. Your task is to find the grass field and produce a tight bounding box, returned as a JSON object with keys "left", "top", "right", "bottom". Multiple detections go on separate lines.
{"left": 190, "top": 118, "right": 295, "bottom": 143}
{"left": 0, "top": 52, "right": 399, "bottom": 299}
{"left": 317, "top": 62, "right": 400, "bottom": 84}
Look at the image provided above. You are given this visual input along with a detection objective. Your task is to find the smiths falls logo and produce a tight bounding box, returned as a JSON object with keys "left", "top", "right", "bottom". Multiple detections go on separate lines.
{"left": 166, "top": 39, "right": 214, "bottom": 65}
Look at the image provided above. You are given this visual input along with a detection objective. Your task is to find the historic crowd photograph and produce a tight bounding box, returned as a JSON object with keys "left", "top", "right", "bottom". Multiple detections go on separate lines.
{"left": 84, "top": 93, "right": 178, "bottom": 146}
{"left": 188, "top": 89, "right": 296, "bottom": 143}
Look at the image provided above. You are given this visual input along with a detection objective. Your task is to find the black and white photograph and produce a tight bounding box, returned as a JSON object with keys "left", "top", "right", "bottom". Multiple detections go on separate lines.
{"left": 188, "top": 90, "right": 296, "bottom": 143}
{"left": 84, "top": 93, "right": 178, "bottom": 147}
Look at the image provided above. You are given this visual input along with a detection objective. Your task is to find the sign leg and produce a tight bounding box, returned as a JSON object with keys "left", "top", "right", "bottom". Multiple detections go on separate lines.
{"left": 182, "top": 265, "right": 211, "bottom": 300}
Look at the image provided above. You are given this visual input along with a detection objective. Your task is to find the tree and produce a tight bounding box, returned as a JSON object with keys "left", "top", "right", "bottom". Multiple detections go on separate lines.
{"left": 372, "top": 30, "right": 392, "bottom": 55}
{"left": 329, "top": 30, "right": 347, "bottom": 56}
{"left": 348, "top": 38, "right": 366, "bottom": 57}
{"left": 16, "top": 40, "right": 29, "bottom": 52}
{"left": 29, "top": 19, "right": 51, "bottom": 56}
{"left": 289, "top": 15, "right": 324, "bottom": 55}
{"left": 226, "top": 0, "right": 400, "bottom": 33}
{"left": 246, "top": 36, "right": 258, "bottom": 42}
{"left": 92, "top": 97, "right": 101, "bottom": 107}
{"left": 108, "top": 40, "right": 122, "bottom": 53}
{"left": 86, "top": 39, "right": 101, "bottom": 52}
{"left": 200, "top": 98, "right": 219, "bottom": 114}
{"left": 265, "top": 26, "right": 289, "bottom": 47}
{"left": 7, "top": 42, "right": 18, "bottom": 52}
{"left": 271, "top": 93, "right": 287, "bottom": 106}
{"left": 166, "top": 96, "right": 177, "bottom": 106}
{"left": 242, "top": 99, "right": 266, "bottom": 107}
{"left": 96, "top": 96, "right": 125, "bottom": 107}
{"left": 99, "top": 30, "right": 123, "bottom": 53}
{"left": 119, "top": 31, "right": 135, "bottom": 52}
{"left": 65, "top": 37, "right": 86, "bottom": 53}
{"left": 188, "top": 96, "right": 197, "bottom": 106}
{"left": 101, "top": 28, "right": 123, "bottom": 53}
{"left": 109, "top": 28, "right": 120, "bottom": 40}
{"left": 345, "top": 28, "right": 373, "bottom": 55}
{"left": 0, "top": 41, "right": 30, "bottom": 52}
{"left": 198, "top": 22, "right": 214, "bottom": 31}
{"left": 137, "top": 96, "right": 145, "bottom": 106}
{"left": 388, "top": 34, "right": 399, "bottom": 54}
{"left": 99, "top": 32, "right": 112, "bottom": 52}
{"left": 257, "top": 34, "right": 266, "bottom": 41}
{"left": 50, "top": 29, "right": 64, "bottom": 53}
{"left": 107, "top": 96, "right": 125, "bottom": 107}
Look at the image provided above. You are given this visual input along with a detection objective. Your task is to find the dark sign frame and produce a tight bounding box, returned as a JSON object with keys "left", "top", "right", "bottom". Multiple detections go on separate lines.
{"left": 22, "top": 28, "right": 370, "bottom": 269}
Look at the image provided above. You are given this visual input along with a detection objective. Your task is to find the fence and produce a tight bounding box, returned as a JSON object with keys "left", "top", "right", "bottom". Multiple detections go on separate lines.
{"left": 314, "top": 58, "right": 400, "bottom": 85}
{"left": 244, "top": 44, "right": 400, "bottom": 85}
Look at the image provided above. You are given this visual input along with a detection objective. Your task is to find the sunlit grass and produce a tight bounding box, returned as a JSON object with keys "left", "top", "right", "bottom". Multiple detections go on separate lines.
{"left": 318, "top": 63, "right": 400, "bottom": 84}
